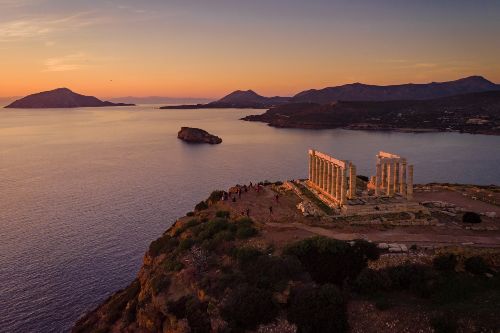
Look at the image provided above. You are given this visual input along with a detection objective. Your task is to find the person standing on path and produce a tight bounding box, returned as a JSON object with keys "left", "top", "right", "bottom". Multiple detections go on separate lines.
{"left": 269, "top": 206, "right": 273, "bottom": 215}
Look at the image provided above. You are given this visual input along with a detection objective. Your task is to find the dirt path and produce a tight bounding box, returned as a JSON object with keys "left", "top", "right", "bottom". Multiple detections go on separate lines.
{"left": 266, "top": 222, "right": 500, "bottom": 247}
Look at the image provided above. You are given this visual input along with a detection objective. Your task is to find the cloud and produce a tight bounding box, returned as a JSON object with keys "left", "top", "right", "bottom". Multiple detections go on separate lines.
{"left": 43, "top": 52, "right": 89, "bottom": 72}
{"left": 0, "top": 12, "right": 108, "bottom": 42}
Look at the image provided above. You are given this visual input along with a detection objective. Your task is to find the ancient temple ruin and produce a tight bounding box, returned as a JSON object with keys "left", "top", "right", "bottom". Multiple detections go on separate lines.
{"left": 308, "top": 150, "right": 356, "bottom": 205}
{"left": 370, "top": 151, "right": 414, "bottom": 200}
{"left": 306, "top": 149, "right": 418, "bottom": 211}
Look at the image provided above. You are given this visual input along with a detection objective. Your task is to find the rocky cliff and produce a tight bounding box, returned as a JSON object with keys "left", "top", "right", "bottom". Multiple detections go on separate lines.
{"left": 72, "top": 183, "right": 500, "bottom": 333}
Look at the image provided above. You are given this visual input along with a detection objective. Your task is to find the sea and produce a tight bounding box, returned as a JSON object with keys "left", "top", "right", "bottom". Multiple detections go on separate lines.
{"left": 1, "top": 105, "right": 499, "bottom": 332}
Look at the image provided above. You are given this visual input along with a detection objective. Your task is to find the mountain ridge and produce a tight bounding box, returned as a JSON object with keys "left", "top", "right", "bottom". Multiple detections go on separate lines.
{"left": 291, "top": 76, "right": 500, "bottom": 103}
{"left": 161, "top": 76, "right": 500, "bottom": 109}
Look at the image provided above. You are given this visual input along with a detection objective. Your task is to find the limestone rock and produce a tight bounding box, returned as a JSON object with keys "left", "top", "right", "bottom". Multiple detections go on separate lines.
{"left": 484, "top": 212, "right": 497, "bottom": 218}
{"left": 377, "top": 243, "right": 389, "bottom": 249}
{"left": 177, "top": 127, "right": 222, "bottom": 144}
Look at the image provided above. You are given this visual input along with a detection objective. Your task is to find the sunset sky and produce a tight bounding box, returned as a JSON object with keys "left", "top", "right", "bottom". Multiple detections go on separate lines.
{"left": 1, "top": 0, "right": 500, "bottom": 98}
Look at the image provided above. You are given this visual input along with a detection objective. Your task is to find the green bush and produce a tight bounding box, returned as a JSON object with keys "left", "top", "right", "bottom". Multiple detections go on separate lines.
{"left": 193, "top": 218, "right": 234, "bottom": 242}
{"left": 431, "top": 313, "right": 458, "bottom": 333}
{"left": 234, "top": 247, "right": 263, "bottom": 266}
{"left": 221, "top": 285, "right": 279, "bottom": 332}
{"left": 151, "top": 275, "right": 170, "bottom": 295}
{"left": 353, "top": 268, "right": 391, "bottom": 294}
{"left": 215, "top": 210, "right": 230, "bottom": 219}
{"left": 175, "top": 219, "right": 201, "bottom": 236}
{"left": 236, "top": 226, "right": 258, "bottom": 239}
{"left": 385, "top": 264, "right": 436, "bottom": 297}
{"left": 242, "top": 255, "right": 303, "bottom": 291}
{"left": 374, "top": 296, "right": 393, "bottom": 310}
{"left": 195, "top": 201, "right": 209, "bottom": 211}
{"left": 433, "top": 254, "right": 458, "bottom": 272}
{"left": 234, "top": 218, "right": 258, "bottom": 239}
{"left": 431, "top": 274, "right": 476, "bottom": 304}
{"left": 162, "top": 258, "right": 184, "bottom": 272}
{"left": 462, "top": 211, "right": 481, "bottom": 224}
{"left": 284, "top": 237, "right": 379, "bottom": 285}
{"left": 179, "top": 238, "right": 195, "bottom": 251}
{"left": 148, "top": 235, "right": 179, "bottom": 257}
{"left": 167, "top": 296, "right": 211, "bottom": 333}
{"left": 464, "top": 256, "right": 489, "bottom": 275}
{"left": 207, "top": 190, "right": 225, "bottom": 204}
{"left": 288, "top": 284, "right": 348, "bottom": 333}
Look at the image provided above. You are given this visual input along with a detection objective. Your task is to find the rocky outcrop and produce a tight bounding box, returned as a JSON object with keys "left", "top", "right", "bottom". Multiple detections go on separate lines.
{"left": 177, "top": 127, "right": 222, "bottom": 144}
{"left": 5, "top": 88, "right": 134, "bottom": 108}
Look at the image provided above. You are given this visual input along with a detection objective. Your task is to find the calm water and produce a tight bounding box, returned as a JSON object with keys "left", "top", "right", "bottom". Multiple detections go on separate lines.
{"left": 1, "top": 106, "right": 499, "bottom": 332}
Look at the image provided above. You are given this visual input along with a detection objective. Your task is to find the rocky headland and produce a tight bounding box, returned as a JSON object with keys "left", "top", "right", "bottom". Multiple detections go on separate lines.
{"left": 5, "top": 88, "right": 135, "bottom": 109}
{"left": 242, "top": 90, "right": 500, "bottom": 135}
{"left": 177, "top": 127, "right": 222, "bottom": 144}
{"left": 73, "top": 182, "right": 500, "bottom": 333}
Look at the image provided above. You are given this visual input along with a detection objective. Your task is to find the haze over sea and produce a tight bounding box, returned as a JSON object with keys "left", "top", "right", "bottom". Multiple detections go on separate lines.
{"left": 1, "top": 106, "right": 499, "bottom": 332}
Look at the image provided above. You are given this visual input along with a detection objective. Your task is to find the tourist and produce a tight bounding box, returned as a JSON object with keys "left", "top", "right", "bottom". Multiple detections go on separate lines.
{"left": 269, "top": 206, "right": 273, "bottom": 215}
{"left": 246, "top": 208, "right": 250, "bottom": 217}
{"left": 238, "top": 189, "right": 242, "bottom": 199}
{"left": 275, "top": 194, "right": 279, "bottom": 203}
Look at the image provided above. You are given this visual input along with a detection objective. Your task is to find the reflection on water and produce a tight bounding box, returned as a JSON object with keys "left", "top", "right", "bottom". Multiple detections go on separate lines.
{"left": 0, "top": 106, "right": 499, "bottom": 332}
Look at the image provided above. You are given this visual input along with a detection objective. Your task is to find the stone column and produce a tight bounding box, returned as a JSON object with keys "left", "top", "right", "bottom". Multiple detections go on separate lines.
{"left": 331, "top": 164, "right": 337, "bottom": 197}
{"left": 407, "top": 164, "right": 414, "bottom": 200}
{"left": 308, "top": 153, "right": 313, "bottom": 181}
{"left": 386, "top": 162, "right": 394, "bottom": 196}
{"left": 323, "top": 160, "right": 328, "bottom": 191}
{"left": 393, "top": 161, "right": 400, "bottom": 194}
{"left": 340, "top": 167, "right": 347, "bottom": 204}
{"left": 349, "top": 163, "right": 356, "bottom": 199}
{"left": 400, "top": 159, "right": 407, "bottom": 197}
{"left": 335, "top": 166, "right": 341, "bottom": 199}
{"left": 382, "top": 162, "right": 388, "bottom": 193}
{"left": 316, "top": 157, "right": 321, "bottom": 186}
{"left": 318, "top": 159, "right": 323, "bottom": 189}
{"left": 375, "top": 159, "right": 382, "bottom": 195}
{"left": 326, "top": 162, "right": 333, "bottom": 195}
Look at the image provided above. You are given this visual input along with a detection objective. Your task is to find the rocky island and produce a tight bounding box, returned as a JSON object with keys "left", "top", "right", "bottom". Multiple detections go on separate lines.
{"left": 5, "top": 88, "right": 135, "bottom": 109}
{"left": 177, "top": 127, "right": 222, "bottom": 144}
{"left": 73, "top": 149, "right": 500, "bottom": 333}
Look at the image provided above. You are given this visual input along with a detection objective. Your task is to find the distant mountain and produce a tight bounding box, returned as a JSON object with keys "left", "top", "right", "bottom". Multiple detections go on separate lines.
{"left": 5, "top": 88, "right": 135, "bottom": 109}
{"left": 108, "top": 96, "right": 213, "bottom": 105}
{"left": 292, "top": 76, "right": 500, "bottom": 103}
{"left": 242, "top": 90, "right": 500, "bottom": 135}
{"left": 161, "top": 90, "right": 291, "bottom": 109}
